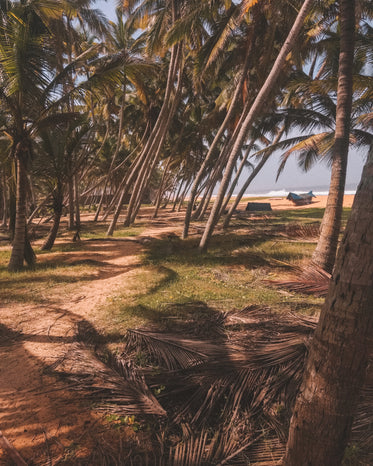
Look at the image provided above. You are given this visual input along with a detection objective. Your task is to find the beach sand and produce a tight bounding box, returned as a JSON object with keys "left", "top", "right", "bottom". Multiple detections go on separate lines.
{"left": 244, "top": 194, "right": 355, "bottom": 211}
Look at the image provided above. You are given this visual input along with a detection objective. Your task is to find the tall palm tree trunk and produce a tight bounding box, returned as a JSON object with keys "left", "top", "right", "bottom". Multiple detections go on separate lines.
{"left": 123, "top": 46, "right": 184, "bottom": 227}
{"left": 283, "top": 142, "right": 372, "bottom": 466}
{"left": 8, "top": 144, "right": 34, "bottom": 271}
{"left": 74, "top": 174, "right": 80, "bottom": 229}
{"left": 182, "top": 49, "right": 253, "bottom": 239}
{"left": 220, "top": 140, "right": 255, "bottom": 215}
{"left": 94, "top": 87, "right": 126, "bottom": 222}
{"left": 68, "top": 172, "right": 75, "bottom": 230}
{"left": 1, "top": 173, "right": 8, "bottom": 227}
{"left": 199, "top": 0, "right": 314, "bottom": 252}
{"left": 153, "top": 157, "right": 172, "bottom": 218}
{"left": 311, "top": 0, "right": 355, "bottom": 273}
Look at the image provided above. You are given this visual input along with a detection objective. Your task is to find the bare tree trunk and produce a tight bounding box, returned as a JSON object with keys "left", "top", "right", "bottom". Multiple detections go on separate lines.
{"left": 311, "top": 0, "right": 355, "bottom": 273}
{"left": 177, "top": 177, "right": 192, "bottom": 212}
{"left": 192, "top": 136, "right": 234, "bottom": 220}
{"left": 123, "top": 44, "right": 183, "bottom": 227}
{"left": 41, "top": 188, "right": 64, "bottom": 251}
{"left": 195, "top": 183, "right": 215, "bottom": 221}
{"left": 74, "top": 174, "right": 80, "bottom": 229}
{"left": 8, "top": 145, "right": 35, "bottom": 271}
{"left": 1, "top": 173, "right": 8, "bottom": 227}
{"left": 283, "top": 143, "right": 372, "bottom": 466}
{"left": 199, "top": 0, "right": 315, "bottom": 251}
{"left": 107, "top": 40, "right": 183, "bottom": 233}
{"left": 94, "top": 87, "right": 126, "bottom": 221}
{"left": 182, "top": 49, "right": 253, "bottom": 239}
{"left": 223, "top": 126, "right": 285, "bottom": 228}
{"left": 220, "top": 141, "right": 255, "bottom": 215}
{"left": 68, "top": 173, "right": 75, "bottom": 230}
{"left": 153, "top": 157, "right": 172, "bottom": 218}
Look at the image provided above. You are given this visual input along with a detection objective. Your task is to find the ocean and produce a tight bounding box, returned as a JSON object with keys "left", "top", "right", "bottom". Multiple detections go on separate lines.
{"left": 240, "top": 183, "right": 357, "bottom": 198}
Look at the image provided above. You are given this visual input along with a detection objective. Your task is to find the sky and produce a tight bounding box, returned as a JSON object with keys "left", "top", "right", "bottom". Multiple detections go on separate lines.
{"left": 93, "top": 0, "right": 367, "bottom": 195}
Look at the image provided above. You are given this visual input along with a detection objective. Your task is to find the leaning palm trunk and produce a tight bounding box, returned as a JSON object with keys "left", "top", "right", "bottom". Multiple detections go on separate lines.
{"left": 223, "top": 153, "right": 271, "bottom": 228}
{"left": 123, "top": 46, "right": 184, "bottom": 227}
{"left": 102, "top": 147, "right": 144, "bottom": 224}
{"left": 192, "top": 125, "right": 245, "bottom": 221}
{"left": 1, "top": 173, "right": 8, "bottom": 227}
{"left": 107, "top": 43, "right": 182, "bottom": 233}
{"left": 8, "top": 144, "right": 35, "bottom": 271}
{"left": 195, "top": 183, "right": 215, "bottom": 221}
{"left": 94, "top": 90, "right": 125, "bottom": 222}
{"left": 41, "top": 188, "right": 64, "bottom": 251}
{"left": 153, "top": 157, "right": 172, "bottom": 218}
{"left": 220, "top": 140, "right": 255, "bottom": 215}
{"left": 67, "top": 170, "right": 75, "bottom": 230}
{"left": 199, "top": 0, "right": 315, "bottom": 252}
{"left": 74, "top": 174, "right": 80, "bottom": 229}
{"left": 182, "top": 50, "right": 253, "bottom": 239}
{"left": 176, "top": 177, "right": 192, "bottom": 212}
{"left": 311, "top": 0, "right": 355, "bottom": 274}
{"left": 284, "top": 126, "right": 372, "bottom": 463}
{"left": 223, "top": 126, "right": 285, "bottom": 228}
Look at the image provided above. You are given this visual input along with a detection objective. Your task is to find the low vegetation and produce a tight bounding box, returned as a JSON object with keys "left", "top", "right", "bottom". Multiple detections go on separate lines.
{"left": 2, "top": 204, "right": 370, "bottom": 465}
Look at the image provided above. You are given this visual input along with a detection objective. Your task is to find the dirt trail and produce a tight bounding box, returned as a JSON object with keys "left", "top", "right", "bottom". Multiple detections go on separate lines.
{"left": 0, "top": 212, "right": 184, "bottom": 465}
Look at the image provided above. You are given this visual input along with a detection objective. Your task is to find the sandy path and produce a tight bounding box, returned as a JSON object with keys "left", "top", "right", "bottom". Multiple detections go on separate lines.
{"left": 0, "top": 222, "right": 182, "bottom": 465}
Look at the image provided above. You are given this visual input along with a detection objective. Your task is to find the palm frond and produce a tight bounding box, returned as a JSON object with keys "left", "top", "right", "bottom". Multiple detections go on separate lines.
{"left": 125, "top": 329, "right": 210, "bottom": 370}
{"left": 54, "top": 342, "right": 166, "bottom": 417}
{"left": 267, "top": 264, "right": 331, "bottom": 298}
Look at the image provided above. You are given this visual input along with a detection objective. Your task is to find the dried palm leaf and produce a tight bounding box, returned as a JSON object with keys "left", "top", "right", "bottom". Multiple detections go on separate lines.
{"left": 267, "top": 264, "right": 331, "bottom": 297}
{"left": 55, "top": 344, "right": 166, "bottom": 417}
{"left": 126, "top": 329, "right": 214, "bottom": 370}
{"left": 279, "top": 222, "right": 320, "bottom": 239}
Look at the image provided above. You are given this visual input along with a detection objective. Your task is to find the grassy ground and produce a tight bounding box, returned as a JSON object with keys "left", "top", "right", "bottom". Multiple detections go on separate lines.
{"left": 1, "top": 206, "right": 353, "bottom": 331}
{"left": 1, "top": 207, "right": 351, "bottom": 326}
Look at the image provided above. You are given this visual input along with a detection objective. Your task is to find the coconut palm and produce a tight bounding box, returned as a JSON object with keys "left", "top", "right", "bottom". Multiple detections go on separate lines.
{"left": 310, "top": 0, "right": 358, "bottom": 273}
{"left": 285, "top": 116, "right": 373, "bottom": 465}
{"left": 33, "top": 116, "right": 94, "bottom": 250}
{"left": 0, "top": 1, "right": 102, "bottom": 270}
{"left": 0, "top": 1, "right": 65, "bottom": 270}
{"left": 198, "top": 0, "right": 315, "bottom": 251}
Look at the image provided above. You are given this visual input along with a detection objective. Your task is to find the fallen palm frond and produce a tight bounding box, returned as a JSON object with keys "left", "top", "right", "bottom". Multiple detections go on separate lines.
{"left": 278, "top": 222, "right": 320, "bottom": 239}
{"left": 267, "top": 264, "right": 331, "bottom": 297}
{"left": 57, "top": 306, "right": 371, "bottom": 464}
{"left": 53, "top": 343, "right": 166, "bottom": 417}
{"left": 125, "top": 329, "right": 211, "bottom": 370}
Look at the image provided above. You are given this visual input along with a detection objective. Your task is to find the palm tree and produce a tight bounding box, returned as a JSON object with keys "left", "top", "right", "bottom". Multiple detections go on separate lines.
{"left": 284, "top": 135, "right": 373, "bottom": 464}
{"left": 0, "top": 1, "right": 63, "bottom": 271}
{"left": 0, "top": 1, "right": 100, "bottom": 270}
{"left": 105, "top": 0, "right": 185, "bottom": 234}
{"left": 33, "top": 116, "right": 94, "bottom": 250}
{"left": 198, "top": 0, "right": 315, "bottom": 252}
{"left": 310, "top": 0, "right": 357, "bottom": 273}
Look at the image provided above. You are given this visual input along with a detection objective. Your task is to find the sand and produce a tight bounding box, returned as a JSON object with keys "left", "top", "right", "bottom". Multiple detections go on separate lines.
{"left": 252, "top": 194, "right": 355, "bottom": 211}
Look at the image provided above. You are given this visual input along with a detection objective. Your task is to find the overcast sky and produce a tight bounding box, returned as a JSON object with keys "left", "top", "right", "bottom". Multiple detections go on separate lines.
{"left": 94, "top": 0, "right": 367, "bottom": 194}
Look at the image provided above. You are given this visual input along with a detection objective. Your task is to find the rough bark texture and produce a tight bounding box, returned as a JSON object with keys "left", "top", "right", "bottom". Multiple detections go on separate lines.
{"left": 8, "top": 148, "right": 27, "bottom": 271}
{"left": 311, "top": 0, "right": 355, "bottom": 273}
{"left": 283, "top": 148, "right": 373, "bottom": 465}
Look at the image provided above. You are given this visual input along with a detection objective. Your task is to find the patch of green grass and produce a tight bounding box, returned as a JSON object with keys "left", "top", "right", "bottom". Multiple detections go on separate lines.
{"left": 0, "top": 254, "right": 98, "bottom": 304}
{"left": 100, "top": 227, "right": 323, "bottom": 338}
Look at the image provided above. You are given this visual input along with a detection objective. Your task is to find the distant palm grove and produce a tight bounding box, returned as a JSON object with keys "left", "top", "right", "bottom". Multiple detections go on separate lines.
{"left": 0, "top": 0, "right": 371, "bottom": 271}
